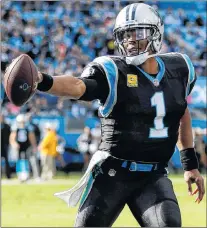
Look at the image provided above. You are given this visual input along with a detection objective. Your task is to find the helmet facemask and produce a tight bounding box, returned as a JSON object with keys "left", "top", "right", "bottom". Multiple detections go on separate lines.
{"left": 114, "top": 26, "right": 162, "bottom": 65}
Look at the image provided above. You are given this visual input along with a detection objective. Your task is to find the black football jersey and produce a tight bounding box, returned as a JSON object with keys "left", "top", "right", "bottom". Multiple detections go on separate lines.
{"left": 13, "top": 124, "right": 34, "bottom": 148}
{"left": 79, "top": 53, "right": 196, "bottom": 163}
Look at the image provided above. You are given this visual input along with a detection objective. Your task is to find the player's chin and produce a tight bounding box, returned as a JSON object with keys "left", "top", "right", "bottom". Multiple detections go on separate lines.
{"left": 126, "top": 48, "right": 145, "bottom": 57}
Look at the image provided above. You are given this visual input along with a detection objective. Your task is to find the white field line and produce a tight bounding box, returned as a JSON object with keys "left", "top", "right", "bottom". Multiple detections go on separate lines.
{"left": 1, "top": 178, "right": 79, "bottom": 185}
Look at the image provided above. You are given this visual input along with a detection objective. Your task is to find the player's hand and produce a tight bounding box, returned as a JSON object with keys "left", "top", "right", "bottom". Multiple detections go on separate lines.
{"left": 37, "top": 71, "right": 43, "bottom": 83}
{"left": 184, "top": 169, "right": 205, "bottom": 203}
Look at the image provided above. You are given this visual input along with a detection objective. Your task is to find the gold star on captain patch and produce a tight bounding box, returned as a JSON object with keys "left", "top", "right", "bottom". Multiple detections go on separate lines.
{"left": 127, "top": 74, "right": 138, "bottom": 87}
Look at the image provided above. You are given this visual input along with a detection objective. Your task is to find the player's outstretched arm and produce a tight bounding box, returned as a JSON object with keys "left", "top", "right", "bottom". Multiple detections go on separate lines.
{"left": 4, "top": 54, "right": 108, "bottom": 105}
{"left": 177, "top": 107, "right": 205, "bottom": 203}
{"left": 177, "top": 107, "right": 194, "bottom": 150}
{"left": 37, "top": 72, "right": 86, "bottom": 100}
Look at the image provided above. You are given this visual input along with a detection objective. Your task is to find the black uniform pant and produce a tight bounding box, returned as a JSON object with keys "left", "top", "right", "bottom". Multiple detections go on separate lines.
{"left": 1, "top": 146, "right": 11, "bottom": 179}
{"left": 18, "top": 144, "right": 30, "bottom": 159}
{"left": 75, "top": 160, "right": 181, "bottom": 227}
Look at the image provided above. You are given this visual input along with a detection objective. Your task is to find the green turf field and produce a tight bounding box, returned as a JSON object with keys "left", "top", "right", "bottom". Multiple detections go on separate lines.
{"left": 1, "top": 174, "right": 206, "bottom": 227}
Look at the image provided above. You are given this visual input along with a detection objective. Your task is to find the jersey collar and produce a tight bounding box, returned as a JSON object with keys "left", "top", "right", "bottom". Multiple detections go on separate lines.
{"left": 136, "top": 57, "right": 165, "bottom": 87}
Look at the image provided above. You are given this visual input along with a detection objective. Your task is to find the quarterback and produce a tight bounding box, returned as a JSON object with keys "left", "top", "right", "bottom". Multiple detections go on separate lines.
{"left": 32, "top": 3, "right": 204, "bottom": 227}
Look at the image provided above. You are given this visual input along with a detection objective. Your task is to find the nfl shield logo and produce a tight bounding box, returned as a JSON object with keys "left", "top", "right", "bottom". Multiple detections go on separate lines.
{"left": 108, "top": 169, "right": 116, "bottom": 177}
{"left": 153, "top": 79, "right": 159, "bottom": 87}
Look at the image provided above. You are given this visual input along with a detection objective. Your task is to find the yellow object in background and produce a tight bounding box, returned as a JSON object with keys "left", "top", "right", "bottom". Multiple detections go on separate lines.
{"left": 41, "top": 130, "right": 58, "bottom": 157}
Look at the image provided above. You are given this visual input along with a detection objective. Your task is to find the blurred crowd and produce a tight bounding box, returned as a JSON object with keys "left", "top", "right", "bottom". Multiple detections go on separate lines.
{"left": 1, "top": 1, "right": 206, "bottom": 116}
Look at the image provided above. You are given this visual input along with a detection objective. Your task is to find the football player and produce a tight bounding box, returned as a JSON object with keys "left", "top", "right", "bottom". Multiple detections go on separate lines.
{"left": 10, "top": 114, "right": 38, "bottom": 180}
{"left": 35, "top": 3, "right": 205, "bottom": 227}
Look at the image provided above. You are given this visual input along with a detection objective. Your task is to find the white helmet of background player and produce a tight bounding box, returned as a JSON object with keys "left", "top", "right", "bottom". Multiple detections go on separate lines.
{"left": 16, "top": 114, "right": 26, "bottom": 127}
{"left": 16, "top": 114, "right": 25, "bottom": 123}
{"left": 113, "top": 3, "right": 164, "bottom": 65}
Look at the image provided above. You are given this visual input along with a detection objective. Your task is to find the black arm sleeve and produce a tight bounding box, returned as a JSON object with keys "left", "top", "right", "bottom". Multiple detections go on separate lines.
{"left": 78, "top": 63, "right": 109, "bottom": 103}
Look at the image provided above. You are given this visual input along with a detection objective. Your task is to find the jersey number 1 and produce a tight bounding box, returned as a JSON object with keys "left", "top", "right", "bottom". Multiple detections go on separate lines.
{"left": 149, "top": 92, "right": 168, "bottom": 138}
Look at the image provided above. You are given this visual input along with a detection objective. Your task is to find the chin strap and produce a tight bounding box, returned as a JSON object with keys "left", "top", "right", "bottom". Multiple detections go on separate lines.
{"left": 126, "top": 52, "right": 149, "bottom": 65}
{"left": 125, "top": 51, "right": 161, "bottom": 66}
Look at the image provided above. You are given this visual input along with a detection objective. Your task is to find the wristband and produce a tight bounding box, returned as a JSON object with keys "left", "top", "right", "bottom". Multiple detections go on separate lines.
{"left": 37, "top": 73, "right": 54, "bottom": 92}
{"left": 180, "top": 148, "right": 199, "bottom": 171}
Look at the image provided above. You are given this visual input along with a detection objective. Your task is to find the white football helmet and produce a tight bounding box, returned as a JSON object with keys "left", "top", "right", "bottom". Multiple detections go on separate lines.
{"left": 113, "top": 3, "right": 164, "bottom": 65}
{"left": 16, "top": 114, "right": 25, "bottom": 122}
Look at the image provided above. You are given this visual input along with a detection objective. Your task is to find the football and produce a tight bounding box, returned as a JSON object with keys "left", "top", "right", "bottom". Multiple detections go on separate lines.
{"left": 3, "top": 54, "right": 39, "bottom": 106}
